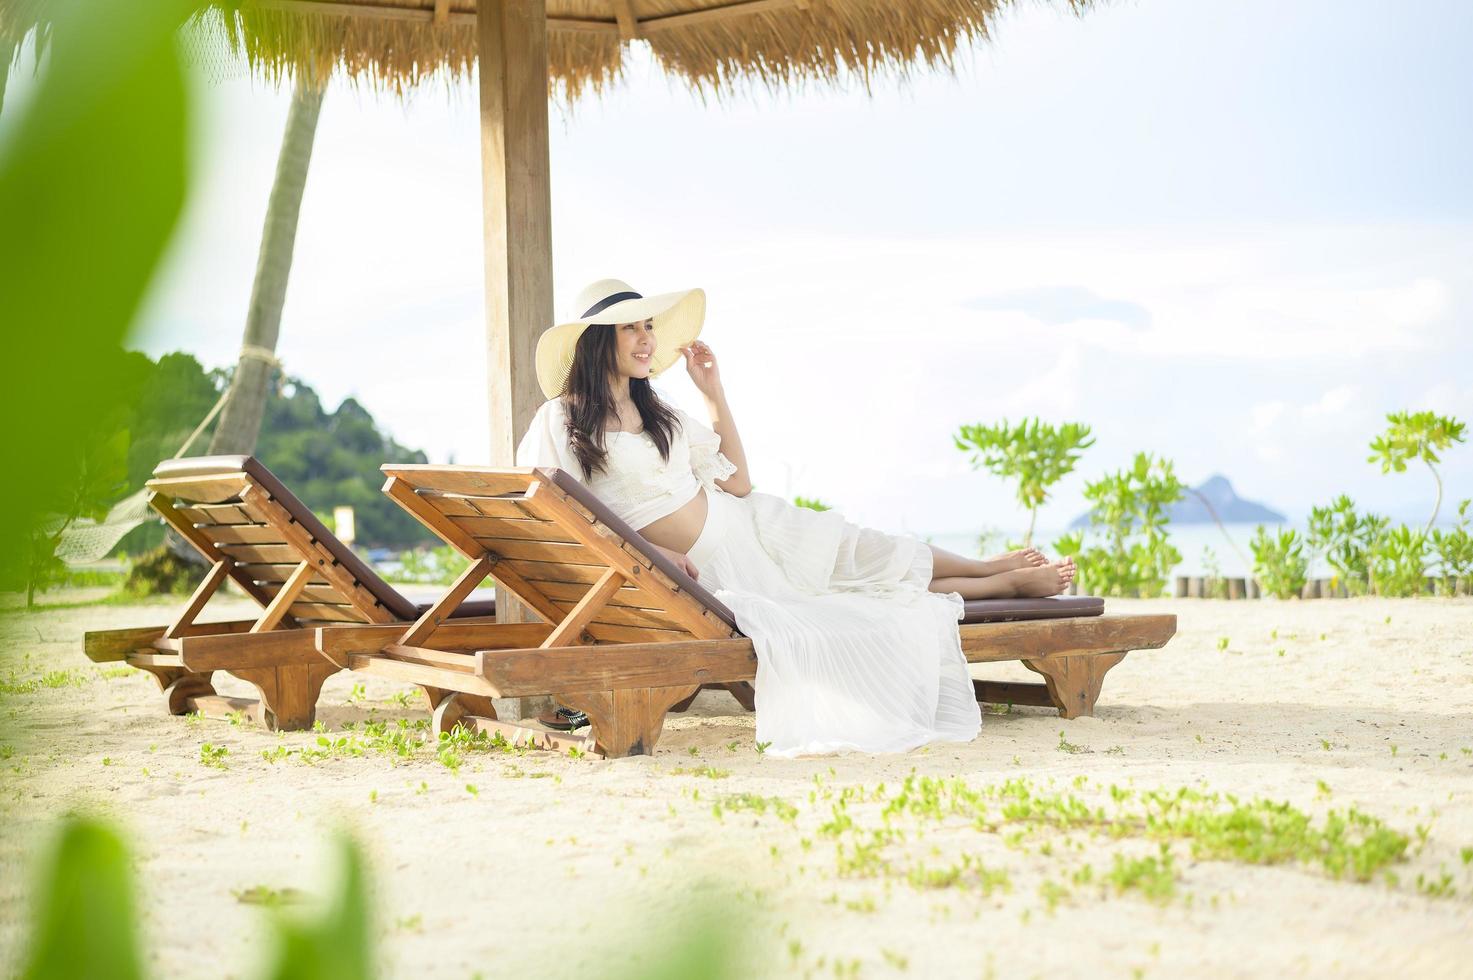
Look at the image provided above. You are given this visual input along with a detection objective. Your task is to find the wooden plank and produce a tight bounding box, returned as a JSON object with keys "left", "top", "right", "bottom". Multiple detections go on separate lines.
{"left": 383, "top": 476, "right": 483, "bottom": 557}
{"left": 972, "top": 680, "right": 1055, "bottom": 709}
{"left": 424, "top": 494, "right": 484, "bottom": 518}
{"left": 288, "top": 602, "right": 368, "bottom": 623}
{"left": 174, "top": 503, "right": 256, "bottom": 526}
{"left": 464, "top": 495, "right": 542, "bottom": 520}
{"left": 176, "top": 630, "right": 324, "bottom": 671}
{"left": 125, "top": 651, "right": 187, "bottom": 669}
{"left": 261, "top": 583, "right": 364, "bottom": 606}
{"left": 317, "top": 621, "right": 551, "bottom": 660}
{"left": 345, "top": 652, "right": 499, "bottom": 698}
{"left": 381, "top": 644, "right": 483, "bottom": 672}
{"left": 501, "top": 560, "right": 613, "bottom": 586}
{"left": 239, "top": 485, "right": 397, "bottom": 624}
{"left": 83, "top": 626, "right": 168, "bottom": 663}
{"left": 164, "top": 560, "right": 231, "bottom": 639}
{"left": 217, "top": 542, "right": 303, "bottom": 564}
{"left": 582, "top": 622, "right": 694, "bottom": 644}
{"left": 477, "top": 638, "right": 758, "bottom": 696}
{"left": 252, "top": 561, "right": 312, "bottom": 632}
{"left": 145, "top": 473, "right": 249, "bottom": 504}
{"left": 451, "top": 514, "right": 578, "bottom": 543}
{"left": 200, "top": 523, "right": 288, "bottom": 546}
{"left": 478, "top": 557, "right": 563, "bottom": 624}
{"left": 528, "top": 577, "right": 656, "bottom": 609}
{"left": 542, "top": 568, "right": 624, "bottom": 648}
{"left": 960, "top": 614, "right": 1176, "bottom": 664}
{"left": 237, "top": 563, "right": 332, "bottom": 585}
{"left": 522, "top": 484, "right": 733, "bottom": 639}
{"left": 398, "top": 556, "right": 496, "bottom": 647}
{"left": 472, "top": 535, "right": 601, "bottom": 565}
{"left": 380, "top": 466, "right": 536, "bottom": 498}
{"left": 553, "top": 598, "right": 681, "bottom": 632}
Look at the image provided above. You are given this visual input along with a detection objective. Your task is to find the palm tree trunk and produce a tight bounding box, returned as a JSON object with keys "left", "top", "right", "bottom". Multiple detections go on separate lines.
{"left": 208, "top": 76, "right": 326, "bottom": 455}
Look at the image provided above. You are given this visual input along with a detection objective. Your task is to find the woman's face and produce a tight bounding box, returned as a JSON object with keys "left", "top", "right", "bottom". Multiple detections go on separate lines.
{"left": 612, "top": 318, "right": 655, "bottom": 380}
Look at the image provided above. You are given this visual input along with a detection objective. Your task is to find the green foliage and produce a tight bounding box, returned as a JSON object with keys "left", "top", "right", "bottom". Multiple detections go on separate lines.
{"left": 264, "top": 835, "right": 373, "bottom": 980}
{"left": 793, "top": 495, "right": 831, "bottom": 512}
{"left": 1367, "top": 411, "right": 1467, "bottom": 528}
{"left": 1371, "top": 525, "right": 1429, "bottom": 598}
{"left": 0, "top": 0, "right": 197, "bottom": 606}
{"left": 395, "top": 545, "right": 471, "bottom": 585}
{"left": 1306, "top": 495, "right": 1386, "bottom": 596}
{"left": 1055, "top": 453, "right": 1183, "bottom": 597}
{"left": 954, "top": 418, "right": 1094, "bottom": 544}
{"left": 121, "top": 544, "right": 202, "bottom": 597}
{"left": 104, "top": 353, "right": 441, "bottom": 556}
{"left": 21, "top": 816, "right": 144, "bottom": 980}
{"left": 1429, "top": 500, "right": 1473, "bottom": 595}
{"left": 1250, "top": 527, "right": 1308, "bottom": 599}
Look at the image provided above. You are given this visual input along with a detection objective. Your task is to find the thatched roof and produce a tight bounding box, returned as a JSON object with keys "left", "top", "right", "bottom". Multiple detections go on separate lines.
{"left": 0, "top": 0, "right": 1089, "bottom": 100}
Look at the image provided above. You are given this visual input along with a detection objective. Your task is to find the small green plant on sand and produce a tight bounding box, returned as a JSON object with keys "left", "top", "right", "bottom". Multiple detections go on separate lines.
{"left": 954, "top": 418, "right": 1095, "bottom": 545}
{"left": 793, "top": 496, "right": 831, "bottom": 512}
{"left": 1250, "top": 526, "right": 1308, "bottom": 599}
{"left": 199, "top": 744, "right": 228, "bottom": 769}
{"left": 1429, "top": 500, "right": 1473, "bottom": 595}
{"left": 1054, "top": 453, "right": 1184, "bottom": 597}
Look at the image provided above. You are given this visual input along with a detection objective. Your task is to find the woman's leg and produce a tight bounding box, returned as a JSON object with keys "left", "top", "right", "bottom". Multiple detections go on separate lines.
{"left": 928, "top": 543, "right": 1048, "bottom": 579}
{"left": 930, "top": 558, "right": 1077, "bottom": 599}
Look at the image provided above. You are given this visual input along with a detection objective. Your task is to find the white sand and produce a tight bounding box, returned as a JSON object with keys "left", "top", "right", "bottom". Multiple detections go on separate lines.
{"left": 1, "top": 591, "right": 1471, "bottom": 978}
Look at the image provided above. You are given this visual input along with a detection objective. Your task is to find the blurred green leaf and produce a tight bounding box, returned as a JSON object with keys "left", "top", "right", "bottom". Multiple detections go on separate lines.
{"left": 266, "top": 833, "right": 374, "bottom": 980}
{"left": 21, "top": 815, "right": 144, "bottom": 980}
{"left": 0, "top": 0, "right": 198, "bottom": 582}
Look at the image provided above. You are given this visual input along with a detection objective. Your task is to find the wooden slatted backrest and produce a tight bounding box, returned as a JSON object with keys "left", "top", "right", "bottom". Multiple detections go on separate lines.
{"left": 147, "top": 461, "right": 403, "bottom": 627}
{"left": 380, "top": 465, "right": 740, "bottom": 644}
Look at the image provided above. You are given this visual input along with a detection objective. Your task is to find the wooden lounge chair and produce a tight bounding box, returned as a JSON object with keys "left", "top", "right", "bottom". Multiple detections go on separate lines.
{"left": 82, "top": 456, "right": 496, "bottom": 731}
{"left": 317, "top": 465, "right": 1177, "bottom": 758}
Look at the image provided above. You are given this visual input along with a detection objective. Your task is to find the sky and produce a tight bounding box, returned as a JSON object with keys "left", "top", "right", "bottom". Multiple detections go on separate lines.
{"left": 6, "top": 0, "right": 1472, "bottom": 536}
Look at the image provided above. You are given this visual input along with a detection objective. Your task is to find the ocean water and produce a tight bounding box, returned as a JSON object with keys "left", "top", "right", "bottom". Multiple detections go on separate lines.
{"left": 924, "top": 523, "right": 1307, "bottom": 580}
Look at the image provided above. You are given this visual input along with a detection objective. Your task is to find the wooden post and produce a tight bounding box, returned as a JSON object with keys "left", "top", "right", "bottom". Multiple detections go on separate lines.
{"left": 477, "top": 0, "right": 555, "bottom": 721}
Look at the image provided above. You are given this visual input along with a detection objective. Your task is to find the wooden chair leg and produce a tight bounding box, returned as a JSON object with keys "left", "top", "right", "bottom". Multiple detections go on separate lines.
{"left": 431, "top": 692, "right": 499, "bottom": 736}
{"left": 559, "top": 684, "right": 699, "bottom": 758}
{"left": 230, "top": 664, "right": 339, "bottom": 732}
{"left": 1022, "top": 652, "right": 1127, "bottom": 719}
{"left": 135, "top": 665, "right": 218, "bottom": 715}
{"left": 668, "top": 682, "right": 755, "bottom": 715}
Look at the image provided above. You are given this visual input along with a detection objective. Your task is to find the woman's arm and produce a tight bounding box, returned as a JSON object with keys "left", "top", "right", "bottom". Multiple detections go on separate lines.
{"left": 680, "top": 341, "right": 752, "bottom": 496}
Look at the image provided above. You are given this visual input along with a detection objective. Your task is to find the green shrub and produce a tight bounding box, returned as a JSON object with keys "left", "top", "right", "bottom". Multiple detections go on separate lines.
{"left": 1250, "top": 527, "right": 1308, "bottom": 599}
{"left": 1054, "top": 453, "right": 1183, "bottom": 597}
{"left": 1429, "top": 499, "right": 1472, "bottom": 595}
{"left": 1371, "top": 525, "right": 1429, "bottom": 597}
{"left": 955, "top": 418, "right": 1094, "bottom": 545}
{"left": 1306, "top": 496, "right": 1385, "bottom": 596}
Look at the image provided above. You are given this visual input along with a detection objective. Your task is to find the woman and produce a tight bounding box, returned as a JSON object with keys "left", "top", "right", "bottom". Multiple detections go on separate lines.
{"left": 517, "top": 280, "right": 1075, "bottom": 757}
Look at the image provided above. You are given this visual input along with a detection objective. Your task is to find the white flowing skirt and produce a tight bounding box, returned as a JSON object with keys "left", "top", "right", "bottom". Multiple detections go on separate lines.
{"left": 687, "top": 489, "right": 981, "bottom": 758}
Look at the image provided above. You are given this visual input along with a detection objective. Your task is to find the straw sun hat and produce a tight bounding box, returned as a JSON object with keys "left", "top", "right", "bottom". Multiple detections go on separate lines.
{"left": 535, "top": 279, "right": 706, "bottom": 399}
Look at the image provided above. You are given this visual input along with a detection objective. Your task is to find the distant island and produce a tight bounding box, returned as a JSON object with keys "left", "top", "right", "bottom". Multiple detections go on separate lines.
{"left": 1071, "top": 474, "right": 1286, "bottom": 527}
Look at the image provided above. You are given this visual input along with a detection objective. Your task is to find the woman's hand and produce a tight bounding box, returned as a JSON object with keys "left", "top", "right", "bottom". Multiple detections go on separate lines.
{"left": 654, "top": 543, "right": 700, "bottom": 581}
{"left": 679, "top": 341, "right": 723, "bottom": 398}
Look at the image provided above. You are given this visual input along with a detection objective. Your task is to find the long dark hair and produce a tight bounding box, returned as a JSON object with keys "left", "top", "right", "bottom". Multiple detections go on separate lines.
{"left": 561, "top": 323, "right": 679, "bottom": 480}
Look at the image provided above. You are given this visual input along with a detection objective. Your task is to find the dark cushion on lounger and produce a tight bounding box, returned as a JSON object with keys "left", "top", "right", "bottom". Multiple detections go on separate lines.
{"left": 152, "top": 456, "right": 493, "bottom": 623}
{"left": 961, "top": 596, "right": 1104, "bottom": 624}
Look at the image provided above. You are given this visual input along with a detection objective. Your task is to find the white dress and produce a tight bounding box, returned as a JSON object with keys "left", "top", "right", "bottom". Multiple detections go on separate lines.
{"left": 516, "top": 398, "right": 981, "bottom": 757}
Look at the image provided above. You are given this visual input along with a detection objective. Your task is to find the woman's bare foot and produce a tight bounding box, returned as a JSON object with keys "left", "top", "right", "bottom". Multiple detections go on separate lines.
{"left": 1011, "top": 559, "right": 1076, "bottom": 598}
{"left": 983, "top": 547, "right": 1050, "bottom": 574}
